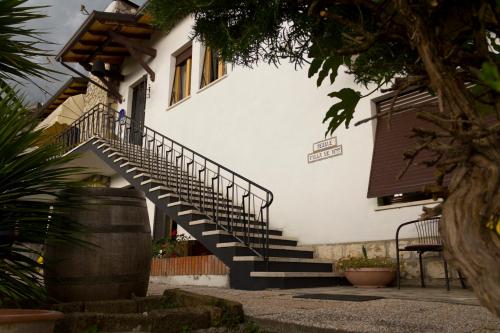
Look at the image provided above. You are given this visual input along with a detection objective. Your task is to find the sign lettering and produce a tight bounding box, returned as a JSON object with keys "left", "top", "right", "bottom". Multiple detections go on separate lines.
{"left": 307, "top": 145, "right": 343, "bottom": 163}
{"left": 313, "top": 137, "right": 337, "bottom": 152}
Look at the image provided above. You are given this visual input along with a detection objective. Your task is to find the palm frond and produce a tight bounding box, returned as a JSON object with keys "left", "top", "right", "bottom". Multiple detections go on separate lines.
{"left": 0, "top": 84, "right": 90, "bottom": 307}
{"left": 0, "top": 0, "right": 57, "bottom": 83}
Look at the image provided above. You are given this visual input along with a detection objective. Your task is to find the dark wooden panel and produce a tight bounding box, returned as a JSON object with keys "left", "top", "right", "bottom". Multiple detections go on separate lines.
{"left": 368, "top": 89, "right": 439, "bottom": 198}
{"left": 150, "top": 256, "right": 229, "bottom": 276}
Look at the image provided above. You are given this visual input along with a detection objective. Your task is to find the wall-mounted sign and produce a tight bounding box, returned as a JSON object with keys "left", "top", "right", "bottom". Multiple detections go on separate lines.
{"left": 312, "top": 137, "right": 337, "bottom": 152}
{"left": 307, "top": 137, "right": 343, "bottom": 164}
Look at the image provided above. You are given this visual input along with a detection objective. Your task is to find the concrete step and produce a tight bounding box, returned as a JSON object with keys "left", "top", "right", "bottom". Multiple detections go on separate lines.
{"left": 188, "top": 219, "right": 281, "bottom": 236}
{"left": 203, "top": 230, "right": 295, "bottom": 242}
{"left": 168, "top": 200, "right": 244, "bottom": 211}
{"left": 250, "top": 272, "right": 342, "bottom": 278}
{"left": 177, "top": 209, "right": 256, "bottom": 220}
{"left": 205, "top": 229, "right": 297, "bottom": 247}
{"left": 233, "top": 256, "right": 331, "bottom": 264}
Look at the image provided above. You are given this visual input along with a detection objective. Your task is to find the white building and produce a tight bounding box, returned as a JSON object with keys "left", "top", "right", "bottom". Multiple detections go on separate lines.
{"left": 42, "top": 0, "right": 453, "bottom": 289}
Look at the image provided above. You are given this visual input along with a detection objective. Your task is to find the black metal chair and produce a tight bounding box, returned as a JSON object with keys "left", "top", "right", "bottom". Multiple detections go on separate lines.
{"left": 395, "top": 217, "right": 466, "bottom": 290}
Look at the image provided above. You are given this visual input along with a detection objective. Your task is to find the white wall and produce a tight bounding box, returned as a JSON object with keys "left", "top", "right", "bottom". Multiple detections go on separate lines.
{"left": 150, "top": 275, "right": 229, "bottom": 288}
{"left": 111, "top": 17, "right": 433, "bottom": 245}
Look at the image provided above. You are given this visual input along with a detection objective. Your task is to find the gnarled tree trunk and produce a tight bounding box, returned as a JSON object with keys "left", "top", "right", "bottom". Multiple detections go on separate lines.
{"left": 397, "top": 0, "right": 500, "bottom": 316}
{"left": 442, "top": 142, "right": 500, "bottom": 317}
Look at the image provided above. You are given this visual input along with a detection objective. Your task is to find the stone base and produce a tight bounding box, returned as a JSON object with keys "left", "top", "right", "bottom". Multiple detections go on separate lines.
{"left": 150, "top": 275, "right": 229, "bottom": 288}
{"left": 52, "top": 289, "right": 244, "bottom": 333}
{"left": 309, "top": 238, "right": 465, "bottom": 283}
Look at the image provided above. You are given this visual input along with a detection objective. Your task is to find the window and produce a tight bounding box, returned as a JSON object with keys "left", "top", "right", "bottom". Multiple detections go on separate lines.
{"left": 170, "top": 46, "right": 192, "bottom": 105}
{"left": 378, "top": 192, "right": 433, "bottom": 206}
{"left": 200, "top": 47, "right": 226, "bottom": 88}
{"left": 368, "top": 89, "right": 442, "bottom": 205}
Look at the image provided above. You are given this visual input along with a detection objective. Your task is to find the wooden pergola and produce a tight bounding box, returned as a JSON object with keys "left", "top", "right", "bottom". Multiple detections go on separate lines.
{"left": 39, "top": 77, "right": 88, "bottom": 118}
{"left": 56, "top": 11, "right": 156, "bottom": 99}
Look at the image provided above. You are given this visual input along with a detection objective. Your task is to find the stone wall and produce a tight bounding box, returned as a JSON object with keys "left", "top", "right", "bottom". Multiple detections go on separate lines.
{"left": 310, "top": 238, "right": 463, "bottom": 286}
{"left": 83, "top": 75, "right": 110, "bottom": 113}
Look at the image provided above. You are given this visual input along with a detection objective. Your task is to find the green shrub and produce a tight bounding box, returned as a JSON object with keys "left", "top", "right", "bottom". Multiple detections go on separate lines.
{"left": 336, "top": 245, "right": 395, "bottom": 271}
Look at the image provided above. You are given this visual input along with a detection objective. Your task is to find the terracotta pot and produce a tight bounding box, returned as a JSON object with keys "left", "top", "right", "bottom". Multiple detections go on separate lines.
{"left": 0, "top": 309, "right": 64, "bottom": 333}
{"left": 344, "top": 267, "right": 396, "bottom": 288}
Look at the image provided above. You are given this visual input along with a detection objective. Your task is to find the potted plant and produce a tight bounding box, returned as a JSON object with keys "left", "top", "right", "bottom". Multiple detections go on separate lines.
{"left": 0, "top": 309, "right": 64, "bottom": 333}
{"left": 337, "top": 246, "right": 396, "bottom": 288}
{"left": 153, "top": 234, "right": 190, "bottom": 258}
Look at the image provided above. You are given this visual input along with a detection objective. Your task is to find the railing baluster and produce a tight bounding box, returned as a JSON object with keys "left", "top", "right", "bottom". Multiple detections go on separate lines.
{"left": 226, "top": 175, "right": 234, "bottom": 232}
{"left": 216, "top": 167, "right": 221, "bottom": 226}
{"left": 211, "top": 170, "right": 218, "bottom": 225}
{"left": 176, "top": 147, "right": 183, "bottom": 195}
{"left": 187, "top": 158, "right": 193, "bottom": 203}
{"left": 242, "top": 190, "right": 249, "bottom": 245}
{"left": 265, "top": 192, "right": 270, "bottom": 267}
{"left": 166, "top": 145, "right": 172, "bottom": 188}
{"left": 247, "top": 184, "right": 251, "bottom": 245}
{"left": 199, "top": 161, "right": 206, "bottom": 213}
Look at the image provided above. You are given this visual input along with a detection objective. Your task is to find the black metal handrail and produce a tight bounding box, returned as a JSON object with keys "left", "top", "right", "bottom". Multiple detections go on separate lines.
{"left": 56, "top": 103, "right": 274, "bottom": 262}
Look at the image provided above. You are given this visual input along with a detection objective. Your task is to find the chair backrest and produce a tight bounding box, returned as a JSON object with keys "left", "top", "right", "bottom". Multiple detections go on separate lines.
{"left": 414, "top": 217, "right": 442, "bottom": 245}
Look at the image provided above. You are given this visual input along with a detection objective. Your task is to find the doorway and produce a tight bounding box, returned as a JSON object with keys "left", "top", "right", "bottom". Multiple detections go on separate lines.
{"left": 130, "top": 77, "right": 147, "bottom": 145}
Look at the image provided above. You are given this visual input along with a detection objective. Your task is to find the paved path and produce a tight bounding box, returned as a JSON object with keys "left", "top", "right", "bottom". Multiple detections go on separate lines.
{"left": 148, "top": 283, "right": 500, "bottom": 333}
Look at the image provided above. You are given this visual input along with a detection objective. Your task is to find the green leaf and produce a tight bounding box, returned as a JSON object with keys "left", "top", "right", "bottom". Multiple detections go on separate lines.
{"left": 328, "top": 56, "right": 344, "bottom": 85}
{"left": 323, "top": 88, "right": 362, "bottom": 135}
{"left": 312, "top": 56, "right": 344, "bottom": 86}
{"left": 308, "top": 57, "right": 323, "bottom": 78}
{"left": 476, "top": 61, "right": 500, "bottom": 92}
{"left": 329, "top": 57, "right": 344, "bottom": 84}
{"left": 317, "top": 57, "right": 334, "bottom": 86}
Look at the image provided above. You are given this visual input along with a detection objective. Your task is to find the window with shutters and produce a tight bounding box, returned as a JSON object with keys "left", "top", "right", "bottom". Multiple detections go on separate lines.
{"left": 170, "top": 46, "right": 192, "bottom": 105}
{"left": 368, "top": 89, "right": 440, "bottom": 206}
{"left": 368, "top": 87, "right": 494, "bottom": 206}
{"left": 200, "top": 47, "right": 226, "bottom": 88}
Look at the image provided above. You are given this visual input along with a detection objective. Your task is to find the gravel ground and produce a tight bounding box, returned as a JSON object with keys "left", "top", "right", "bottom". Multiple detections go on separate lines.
{"left": 191, "top": 324, "right": 260, "bottom": 333}
{"left": 149, "top": 283, "right": 500, "bottom": 333}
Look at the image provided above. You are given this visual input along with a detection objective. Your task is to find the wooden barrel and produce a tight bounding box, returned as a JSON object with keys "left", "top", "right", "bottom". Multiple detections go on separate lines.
{"left": 44, "top": 188, "right": 152, "bottom": 302}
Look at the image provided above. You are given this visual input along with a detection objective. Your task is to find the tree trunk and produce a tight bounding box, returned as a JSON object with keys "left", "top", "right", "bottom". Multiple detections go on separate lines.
{"left": 396, "top": 0, "right": 500, "bottom": 316}
{"left": 441, "top": 141, "right": 500, "bottom": 317}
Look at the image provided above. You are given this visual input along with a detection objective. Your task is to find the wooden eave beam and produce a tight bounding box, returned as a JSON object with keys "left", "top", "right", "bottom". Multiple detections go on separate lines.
{"left": 87, "top": 29, "right": 151, "bottom": 40}
{"left": 96, "top": 19, "right": 153, "bottom": 30}
{"left": 78, "top": 61, "right": 125, "bottom": 82}
{"left": 108, "top": 30, "right": 156, "bottom": 81}
{"left": 72, "top": 49, "right": 130, "bottom": 57}
{"left": 108, "top": 31, "right": 156, "bottom": 57}
{"left": 58, "top": 61, "right": 122, "bottom": 102}
{"left": 78, "top": 40, "right": 125, "bottom": 48}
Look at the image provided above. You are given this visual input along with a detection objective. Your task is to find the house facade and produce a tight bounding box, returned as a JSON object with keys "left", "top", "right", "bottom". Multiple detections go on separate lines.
{"left": 42, "top": 0, "right": 456, "bottom": 287}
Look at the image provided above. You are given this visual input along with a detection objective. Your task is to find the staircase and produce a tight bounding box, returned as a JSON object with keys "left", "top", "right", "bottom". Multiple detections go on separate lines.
{"left": 57, "top": 104, "right": 343, "bottom": 290}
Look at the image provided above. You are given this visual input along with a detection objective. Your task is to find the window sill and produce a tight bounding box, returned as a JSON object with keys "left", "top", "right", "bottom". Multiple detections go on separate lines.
{"left": 197, "top": 74, "right": 228, "bottom": 94}
{"left": 166, "top": 95, "right": 191, "bottom": 111}
{"left": 374, "top": 199, "right": 442, "bottom": 211}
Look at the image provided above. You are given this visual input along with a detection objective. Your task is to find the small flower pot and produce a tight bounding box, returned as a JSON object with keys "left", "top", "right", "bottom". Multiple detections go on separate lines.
{"left": 0, "top": 309, "right": 64, "bottom": 333}
{"left": 344, "top": 267, "right": 396, "bottom": 288}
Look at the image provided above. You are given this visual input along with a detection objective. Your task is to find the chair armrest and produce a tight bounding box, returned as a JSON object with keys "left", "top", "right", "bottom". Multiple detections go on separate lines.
{"left": 395, "top": 219, "right": 420, "bottom": 250}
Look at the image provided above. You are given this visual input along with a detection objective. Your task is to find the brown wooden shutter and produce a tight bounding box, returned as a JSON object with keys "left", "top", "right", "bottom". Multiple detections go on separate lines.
{"left": 367, "top": 89, "right": 439, "bottom": 198}
{"left": 176, "top": 46, "right": 192, "bottom": 65}
{"left": 201, "top": 47, "right": 212, "bottom": 87}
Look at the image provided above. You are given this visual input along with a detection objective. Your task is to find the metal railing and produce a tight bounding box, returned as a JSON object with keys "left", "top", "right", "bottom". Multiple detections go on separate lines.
{"left": 56, "top": 103, "right": 274, "bottom": 263}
